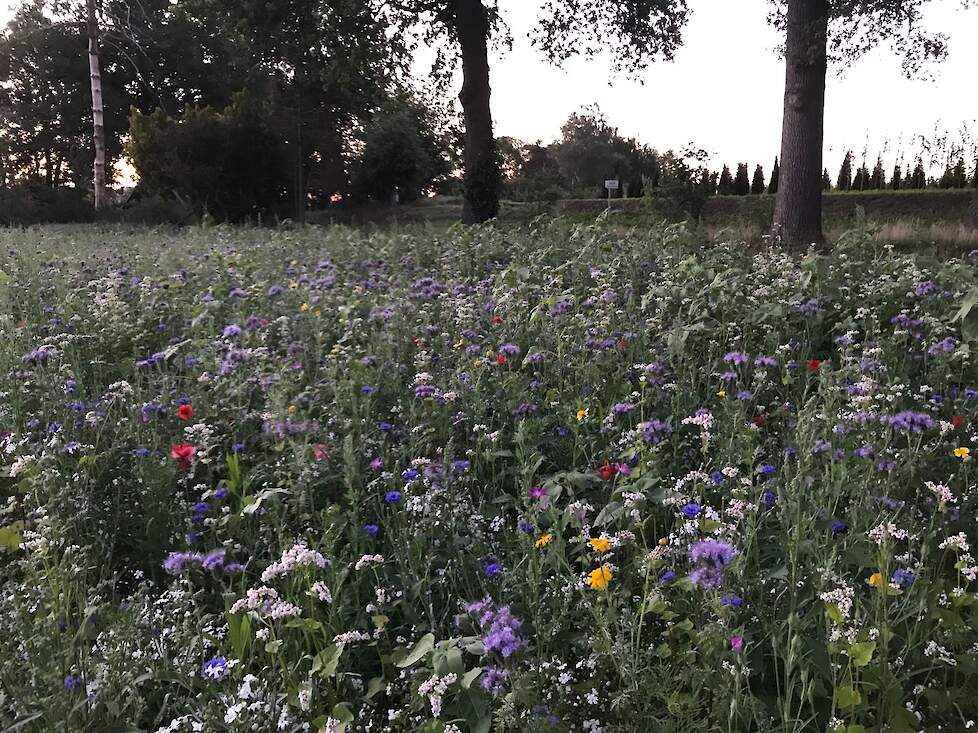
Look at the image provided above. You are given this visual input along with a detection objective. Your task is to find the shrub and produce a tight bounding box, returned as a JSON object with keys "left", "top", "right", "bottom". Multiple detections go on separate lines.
{"left": 127, "top": 96, "right": 288, "bottom": 222}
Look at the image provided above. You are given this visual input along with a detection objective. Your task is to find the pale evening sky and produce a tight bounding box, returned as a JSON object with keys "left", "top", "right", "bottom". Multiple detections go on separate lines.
{"left": 4, "top": 0, "right": 976, "bottom": 176}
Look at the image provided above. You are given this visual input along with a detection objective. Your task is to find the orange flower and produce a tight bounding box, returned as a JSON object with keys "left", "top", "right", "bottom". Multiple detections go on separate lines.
{"left": 868, "top": 572, "right": 884, "bottom": 588}
{"left": 535, "top": 533, "right": 554, "bottom": 548}
{"left": 587, "top": 565, "right": 613, "bottom": 590}
{"left": 589, "top": 537, "right": 611, "bottom": 553}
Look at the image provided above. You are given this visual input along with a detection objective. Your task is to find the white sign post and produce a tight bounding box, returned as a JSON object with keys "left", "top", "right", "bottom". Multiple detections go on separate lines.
{"left": 604, "top": 179, "right": 620, "bottom": 209}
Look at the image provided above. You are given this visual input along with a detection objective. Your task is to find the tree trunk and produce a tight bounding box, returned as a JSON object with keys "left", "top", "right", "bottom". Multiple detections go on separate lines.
{"left": 772, "top": 0, "right": 829, "bottom": 249}
{"left": 455, "top": 0, "right": 499, "bottom": 224}
{"left": 86, "top": 0, "right": 107, "bottom": 210}
{"left": 968, "top": 189, "right": 978, "bottom": 229}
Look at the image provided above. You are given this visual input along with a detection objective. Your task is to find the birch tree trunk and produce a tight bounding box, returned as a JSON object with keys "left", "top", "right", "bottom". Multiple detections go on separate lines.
{"left": 86, "top": 0, "right": 107, "bottom": 210}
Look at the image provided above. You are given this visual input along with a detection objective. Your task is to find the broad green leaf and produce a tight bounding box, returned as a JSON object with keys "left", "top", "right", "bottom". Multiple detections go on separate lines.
{"left": 395, "top": 633, "right": 434, "bottom": 668}
{"left": 837, "top": 685, "right": 862, "bottom": 709}
{"left": 850, "top": 641, "right": 876, "bottom": 668}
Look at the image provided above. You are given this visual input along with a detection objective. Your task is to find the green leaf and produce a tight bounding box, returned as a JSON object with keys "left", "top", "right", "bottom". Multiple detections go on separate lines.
{"left": 0, "top": 526, "right": 22, "bottom": 551}
{"left": 264, "top": 639, "right": 282, "bottom": 654}
{"left": 331, "top": 703, "right": 354, "bottom": 725}
{"left": 395, "top": 633, "right": 434, "bottom": 668}
{"left": 837, "top": 685, "right": 862, "bottom": 709}
{"left": 850, "top": 641, "right": 876, "bottom": 667}
{"left": 311, "top": 643, "right": 344, "bottom": 678}
{"left": 365, "top": 677, "right": 386, "bottom": 699}
{"left": 460, "top": 667, "right": 482, "bottom": 690}
{"left": 825, "top": 603, "right": 844, "bottom": 624}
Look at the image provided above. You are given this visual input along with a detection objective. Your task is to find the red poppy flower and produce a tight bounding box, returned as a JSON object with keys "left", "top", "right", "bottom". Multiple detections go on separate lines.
{"left": 496, "top": 354, "right": 507, "bottom": 365}
{"left": 493, "top": 315, "right": 503, "bottom": 325}
{"left": 952, "top": 415, "right": 967, "bottom": 428}
{"left": 753, "top": 415, "right": 766, "bottom": 428}
{"left": 171, "top": 443, "right": 196, "bottom": 470}
{"left": 617, "top": 339, "right": 628, "bottom": 350}
{"left": 598, "top": 460, "right": 615, "bottom": 481}
{"left": 178, "top": 404, "right": 194, "bottom": 421}
{"left": 412, "top": 337, "right": 426, "bottom": 348}
{"left": 806, "top": 359, "right": 822, "bottom": 370}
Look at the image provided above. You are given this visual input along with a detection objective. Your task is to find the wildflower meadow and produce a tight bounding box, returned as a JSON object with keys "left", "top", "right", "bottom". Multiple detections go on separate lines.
{"left": 4, "top": 220, "right": 978, "bottom": 733}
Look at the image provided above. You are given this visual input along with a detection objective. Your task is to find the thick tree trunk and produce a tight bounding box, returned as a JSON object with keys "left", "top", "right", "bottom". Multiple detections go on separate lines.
{"left": 772, "top": 0, "right": 829, "bottom": 249}
{"left": 86, "top": 0, "right": 107, "bottom": 210}
{"left": 455, "top": 0, "right": 499, "bottom": 224}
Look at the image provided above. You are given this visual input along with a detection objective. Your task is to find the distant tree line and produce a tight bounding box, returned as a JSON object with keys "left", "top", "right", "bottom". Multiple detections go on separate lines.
{"left": 0, "top": 0, "right": 976, "bottom": 239}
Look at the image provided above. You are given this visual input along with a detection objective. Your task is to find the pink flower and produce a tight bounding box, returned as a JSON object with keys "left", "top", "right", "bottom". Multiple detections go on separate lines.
{"left": 313, "top": 444, "right": 329, "bottom": 461}
{"left": 529, "top": 486, "right": 546, "bottom": 499}
{"left": 730, "top": 636, "right": 744, "bottom": 653}
{"left": 369, "top": 458, "right": 383, "bottom": 469}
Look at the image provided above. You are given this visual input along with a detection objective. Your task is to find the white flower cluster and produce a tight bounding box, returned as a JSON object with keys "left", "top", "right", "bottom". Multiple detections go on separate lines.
{"left": 418, "top": 672, "right": 457, "bottom": 718}
{"left": 261, "top": 542, "right": 329, "bottom": 583}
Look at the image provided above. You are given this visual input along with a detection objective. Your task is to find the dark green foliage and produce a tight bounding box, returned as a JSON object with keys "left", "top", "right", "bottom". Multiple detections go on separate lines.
{"left": 768, "top": 157, "right": 780, "bottom": 193}
{"left": 952, "top": 158, "right": 968, "bottom": 188}
{"left": 837, "top": 151, "right": 853, "bottom": 191}
{"left": 910, "top": 159, "right": 927, "bottom": 189}
{"left": 127, "top": 98, "right": 288, "bottom": 221}
{"left": 718, "top": 165, "right": 735, "bottom": 196}
{"left": 822, "top": 168, "right": 832, "bottom": 191}
{"left": 734, "top": 163, "right": 750, "bottom": 196}
{"left": 533, "top": 0, "right": 690, "bottom": 74}
{"left": 645, "top": 145, "right": 716, "bottom": 219}
{"left": 870, "top": 156, "right": 886, "bottom": 189}
{"left": 349, "top": 98, "right": 448, "bottom": 204}
{"left": 891, "top": 164, "right": 902, "bottom": 190}
{"left": 852, "top": 162, "right": 870, "bottom": 191}
{"left": 0, "top": 184, "right": 96, "bottom": 225}
{"left": 500, "top": 140, "right": 568, "bottom": 202}
{"left": 552, "top": 108, "right": 656, "bottom": 197}
{"left": 0, "top": 3, "right": 128, "bottom": 188}
{"left": 751, "top": 164, "right": 766, "bottom": 194}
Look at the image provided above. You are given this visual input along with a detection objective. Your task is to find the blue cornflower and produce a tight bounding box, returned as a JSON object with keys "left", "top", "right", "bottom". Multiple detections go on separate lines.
{"left": 721, "top": 595, "right": 743, "bottom": 607}
{"left": 201, "top": 657, "right": 230, "bottom": 680}
{"left": 892, "top": 568, "right": 914, "bottom": 589}
{"left": 831, "top": 520, "right": 847, "bottom": 536}
{"left": 63, "top": 675, "right": 83, "bottom": 690}
{"left": 681, "top": 503, "right": 702, "bottom": 519}
{"left": 364, "top": 524, "right": 379, "bottom": 536}
{"left": 659, "top": 570, "right": 675, "bottom": 583}
{"left": 192, "top": 502, "right": 209, "bottom": 513}
{"left": 759, "top": 464, "right": 775, "bottom": 475}
{"left": 361, "top": 385, "right": 374, "bottom": 394}
{"left": 485, "top": 562, "right": 503, "bottom": 577}
{"left": 761, "top": 490, "right": 776, "bottom": 505}
{"left": 384, "top": 491, "right": 401, "bottom": 504}
{"left": 378, "top": 422, "right": 393, "bottom": 432}
{"left": 231, "top": 443, "right": 245, "bottom": 454}
{"left": 402, "top": 469, "right": 419, "bottom": 480}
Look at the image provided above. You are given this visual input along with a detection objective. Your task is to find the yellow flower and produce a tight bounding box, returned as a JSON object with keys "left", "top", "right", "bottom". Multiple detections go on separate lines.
{"left": 473, "top": 359, "right": 483, "bottom": 368}
{"left": 288, "top": 281, "right": 299, "bottom": 290}
{"left": 299, "top": 302, "right": 310, "bottom": 312}
{"left": 587, "top": 565, "right": 613, "bottom": 590}
{"left": 589, "top": 537, "right": 611, "bottom": 553}
{"left": 576, "top": 408, "right": 588, "bottom": 422}
{"left": 717, "top": 390, "right": 726, "bottom": 398}
{"left": 454, "top": 339, "right": 465, "bottom": 350}
{"left": 954, "top": 447, "right": 971, "bottom": 459}
{"left": 287, "top": 405, "right": 298, "bottom": 414}
{"left": 535, "top": 533, "right": 554, "bottom": 548}
{"left": 868, "top": 572, "right": 884, "bottom": 588}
